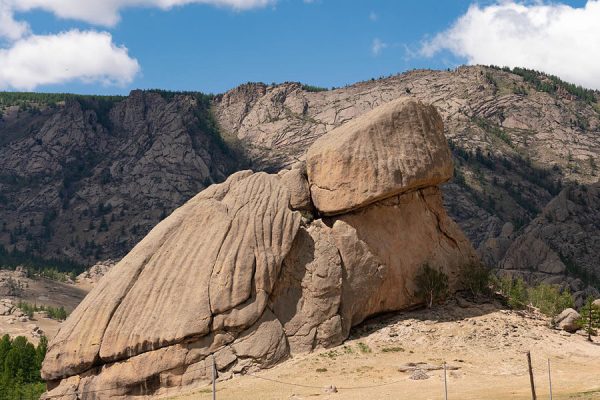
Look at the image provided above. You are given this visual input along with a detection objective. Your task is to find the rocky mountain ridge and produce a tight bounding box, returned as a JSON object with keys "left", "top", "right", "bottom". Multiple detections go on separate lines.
{"left": 1, "top": 65, "right": 599, "bottom": 289}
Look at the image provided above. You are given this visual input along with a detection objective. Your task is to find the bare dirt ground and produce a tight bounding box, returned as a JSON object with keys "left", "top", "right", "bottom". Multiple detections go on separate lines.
{"left": 0, "top": 269, "right": 89, "bottom": 344}
{"left": 167, "top": 298, "right": 600, "bottom": 400}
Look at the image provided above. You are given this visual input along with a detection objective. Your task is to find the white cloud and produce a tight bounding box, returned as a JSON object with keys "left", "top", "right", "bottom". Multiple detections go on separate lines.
{"left": 421, "top": 1, "right": 600, "bottom": 90}
{"left": 2, "top": 0, "right": 275, "bottom": 32}
{"left": 0, "top": 3, "right": 29, "bottom": 40}
{"left": 371, "top": 38, "right": 387, "bottom": 56}
{"left": 0, "top": 30, "right": 140, "bottom": 90}
{"left": 0, "top": 0, "right": 272, "bottom": 90}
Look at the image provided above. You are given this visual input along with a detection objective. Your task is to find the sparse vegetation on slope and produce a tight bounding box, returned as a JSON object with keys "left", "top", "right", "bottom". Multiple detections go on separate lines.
{"left": 488, "top": 65, "right": 598, "bottom": 104}
{"left": 0, "top": 92, "right": 125, "bottom": 113}
{"left": 494, "top": 277, "right": 574, "bottom": 317}
{"left": 301, "top": 84, "right": 329, "bottom": 92}
{"left": 17, "top": 301, "right": 69, "bottom": 321}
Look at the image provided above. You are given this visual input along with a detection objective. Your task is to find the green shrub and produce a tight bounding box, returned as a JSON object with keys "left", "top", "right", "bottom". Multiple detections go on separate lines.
{"left": 357, "top": 342, "right": 371, "bottom": 353}
{"left": 495, "top": 277, "right": 574, "bottom": 316}
{"left": 527, "top": 284, "right": 574, "bottom": 317}
{"left": 415, "top": 264, "right": 449, "bottom": 308}
{"left": 380, "top": 346, "right": 404, "bottom": 353}
{"left": 459, "top": 263, "right": 490, "bottom": 298}
{"left": 496, "top": 277, "right": 528, "bottom": 309}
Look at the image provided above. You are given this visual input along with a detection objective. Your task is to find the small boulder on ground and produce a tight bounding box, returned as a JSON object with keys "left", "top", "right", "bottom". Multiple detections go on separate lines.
{"left": 554, "top": 308, "right": 581, "bottom": 333}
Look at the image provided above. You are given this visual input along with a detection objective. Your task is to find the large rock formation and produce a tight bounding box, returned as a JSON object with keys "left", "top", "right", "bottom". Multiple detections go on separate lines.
{"left": 42, "top": 99, "right": 477, "bottom": 399}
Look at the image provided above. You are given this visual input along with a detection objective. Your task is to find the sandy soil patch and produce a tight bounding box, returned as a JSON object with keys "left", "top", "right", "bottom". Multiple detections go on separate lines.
{"left": 167, "top": 300, "right": 600, "bottom": 400}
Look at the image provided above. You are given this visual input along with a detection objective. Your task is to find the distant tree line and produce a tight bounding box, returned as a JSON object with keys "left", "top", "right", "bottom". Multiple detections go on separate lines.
{"left": 0, "top": 244, "right": 84, "bottom": 274}
{"left": 17, "top": 301, "right": 68, "bottom": 321}
{"left": 488, "top": 66, "right": 598, "bottom": 104}
{"left": 0, "top": 92, "right": 125, "bottom": 108}
{"left": 300, "top": 84, "right": 329, "bottom": 92}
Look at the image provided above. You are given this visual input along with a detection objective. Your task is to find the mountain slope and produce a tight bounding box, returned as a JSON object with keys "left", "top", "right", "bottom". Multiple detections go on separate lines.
{"left": 0, "top": 66, "right": 598, "bottom": 288}
{"left": 0, "top": 91, "right": 241, "bottom": 265}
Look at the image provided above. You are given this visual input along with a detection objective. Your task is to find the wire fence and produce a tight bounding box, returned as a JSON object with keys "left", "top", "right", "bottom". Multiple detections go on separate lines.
{"left": 26, "top": 351, "right": 559, "bottom": 400}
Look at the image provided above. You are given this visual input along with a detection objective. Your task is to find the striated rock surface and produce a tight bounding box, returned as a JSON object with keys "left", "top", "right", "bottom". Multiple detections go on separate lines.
{"left": 43, "top": 171, "right": 300, "bottom": 381}
{"left": 306, "top": 98, "right": 452, "bottom": 214}
{"left": 42, "top": 100, "right": 477, "bottom": 399}
{"left": 330, "top": 187, "right": 474, "bottom": 332}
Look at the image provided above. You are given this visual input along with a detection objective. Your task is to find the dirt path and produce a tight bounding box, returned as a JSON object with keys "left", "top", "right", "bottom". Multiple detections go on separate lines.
{"left": 166, "top": 301, "right": 600, "bottom": 400}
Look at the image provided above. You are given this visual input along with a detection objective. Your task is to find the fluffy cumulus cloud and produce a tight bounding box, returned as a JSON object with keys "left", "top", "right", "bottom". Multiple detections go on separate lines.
{"left": 0, "top": 0, "right": 273, "bottom": 90}
{"left": 6, "top": 0, "right": 275, "bottom": 28}
{"left": 421, "top": 1, "right": 600, "bottom": 90}
{"left": 0, "top": 3, "right": 29, "bottom": 40}
{"left": 0, "top": 31, "right": 140, "bottom": 90}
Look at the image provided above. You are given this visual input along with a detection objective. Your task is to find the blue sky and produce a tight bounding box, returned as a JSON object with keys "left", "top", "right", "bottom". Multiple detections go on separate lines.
{"left": 0, "top": 0, "right": 597, "bottom": 94}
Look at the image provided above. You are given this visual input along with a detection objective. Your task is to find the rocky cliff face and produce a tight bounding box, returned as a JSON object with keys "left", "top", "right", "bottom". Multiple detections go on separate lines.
{"left": 0, "top": 91, "right": 240, "bottom": 264}
{"left": 492, "top": 182, "right": 600, "bottom": 305}
{"left": 41, "top": 99, "right": 477, "bottom": 398}
{"left": 1, "top": 65, "right": 599, "bottom": 286}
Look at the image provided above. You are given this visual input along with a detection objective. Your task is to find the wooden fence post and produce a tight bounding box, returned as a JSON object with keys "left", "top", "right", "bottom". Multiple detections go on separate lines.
{"left": 548, "top": 359, "right": 553, "bottom": 400}
{"left": 443, "top": 362, "right": 448, "bottom": 400}
{"left": 527, "top": 351, "right": 537, "bottom": 400}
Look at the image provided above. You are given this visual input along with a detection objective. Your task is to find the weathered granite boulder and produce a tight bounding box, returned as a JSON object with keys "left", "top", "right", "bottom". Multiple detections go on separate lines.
{"left": 554, "top": 308, "right": 581, "bottom": 333}
{"left": 42, "top": 99, "right": 477, "bottom": 399}
{"left": 306, "top": 98, "right": 452, "bottom": 215}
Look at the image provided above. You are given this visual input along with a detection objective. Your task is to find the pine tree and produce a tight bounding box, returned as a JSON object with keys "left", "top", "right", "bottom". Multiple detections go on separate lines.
{"left": 578, "top": 297, "right": 600, "bottom": 342}
{"left": 0, "top": 335, "right": 47, "bottom": 400}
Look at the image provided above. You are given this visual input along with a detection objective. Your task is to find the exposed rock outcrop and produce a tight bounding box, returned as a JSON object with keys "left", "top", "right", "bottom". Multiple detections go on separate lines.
{"left": 306, "top": 98, "right": 452, "bottom": 214}
{"left": 76, "top": 260, "right": 117, "bottom": 287}
{"left": 42, "top": 100, "right": 477, "bottom": 399}
{"left": 0, "top": 92, "right": 241, "bottom": 264}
